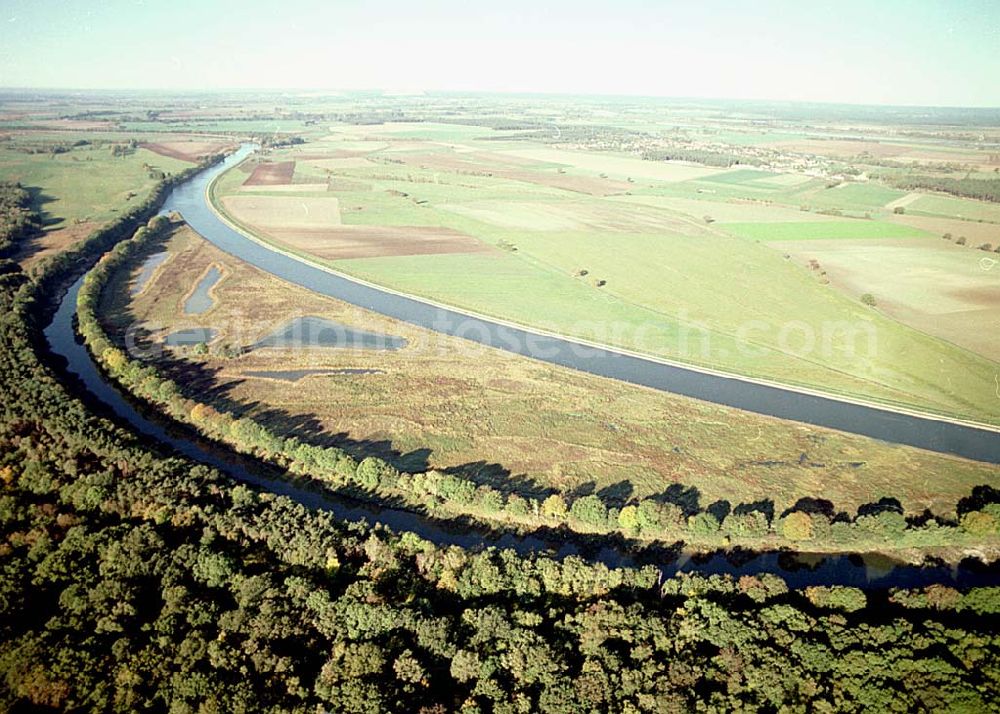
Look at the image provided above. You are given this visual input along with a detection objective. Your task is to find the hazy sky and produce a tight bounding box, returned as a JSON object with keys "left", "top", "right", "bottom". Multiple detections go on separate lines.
{"left": 2, "top": 0, "right": 999, "bottom": 106}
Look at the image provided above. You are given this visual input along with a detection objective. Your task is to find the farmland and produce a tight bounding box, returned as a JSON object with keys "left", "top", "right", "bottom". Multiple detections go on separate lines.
{"left": 211, "top": 122, "right": 1000, "bottom": 425}
{"left": 779, "top": 237, "right": 1000, "bottom": 361}
{"left": 3, "top": 92, "right": 999, "bottom": 519}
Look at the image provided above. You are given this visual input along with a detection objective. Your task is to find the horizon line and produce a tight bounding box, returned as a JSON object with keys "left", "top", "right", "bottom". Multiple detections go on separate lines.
{"left": 2, "top": 86, "right": 1000, "bottom": 112}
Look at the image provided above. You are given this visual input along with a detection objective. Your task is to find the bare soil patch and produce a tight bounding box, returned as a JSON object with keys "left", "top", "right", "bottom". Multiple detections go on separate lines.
{"left": 768, "top": 139, "right": 905, "bottom": 158}
{"left": 780, "top": 237, "right": 1000, "bottom": 360}
{"left": 268, "top": 225, "right": 495, "bottom": 260}
{"left": 142, "top": 140, "right": 234, "bottom": 163}
{"left": 243, "top": 161, "right": 296, "bottom": 186}
{"left": 884, "top": 192, "right": 923, "bottom": 210}
{"left": 302, "top": 157, "right": 373, "bottom": 171}
{"left": 292, "top": 150, "right": 375, "bottom": 160}
{"left": 33, "top": 119, "right": 112, "bottom": 131}
{"left": 889, "top": 213, "right": 1000, "bottom": 246}
{"left": 948, "top": 285, "right": 1000, "bottom": 308}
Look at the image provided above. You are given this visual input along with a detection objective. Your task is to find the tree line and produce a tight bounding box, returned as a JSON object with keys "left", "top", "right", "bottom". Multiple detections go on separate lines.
{"left": 887, "top": 174, "right": 1000, "bottom": 203}
{"left": 641, "top": 147, "right": 764, "bottom": 168}
{"left": 0, "top": 181, "right": 40, "bottom": 258}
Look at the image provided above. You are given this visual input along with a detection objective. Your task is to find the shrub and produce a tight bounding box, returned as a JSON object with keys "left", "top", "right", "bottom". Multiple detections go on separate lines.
{"left": 721, "top": 511, "right": 769, "bottom": 538}
{"left": 925, "top": 584, "right": 962, "bottom": 610}
{"left": 473, "top": 486, "right": 504, "bottom": 514}
{"left": 356, "top": 457, "right": 398, "bottom": 490}
{"left": 893, "top": 206, "right": 905, "bottom": 214}
{"left": 438, "top": 473, "right": 475, "bottom": 504}
{"left": 541, "top": 494, "right": 568, "bottom": 520}
{"left": 960, "top": 510, "right": 998, "bottom": 536}
{"left": 570, "top": 494, "right": 609, "bottom": 527}
{"left": 737, "top": 573, "right": 789, "bottom": 603}
{"left": 958, "top": 587, "right": 1000, "bottom": 615}
{"left": 856, "top": 510, "right": 907, "bottom": 538}
{"left": 860, "top": 293, "right": 876, "bottom": 307}
{"left": 686, "top": 512, "right": 721, "bottom": 535}
{"left": 781, "top": 511, "right": 815, "bottom": 541}
{"left": 505, "top": 494, "right": 530, "bottom": 517}
{"left": 805, "top": 586, "right": 867, "bottom": 612}
{"left": 956, "top": 236, "right": 967, "bottom": 245}
{"left": 635, "top": 499, "right": 685, "bottom": 532}
{"left": 618, "top": 505, "right": 640, "bottom": 533}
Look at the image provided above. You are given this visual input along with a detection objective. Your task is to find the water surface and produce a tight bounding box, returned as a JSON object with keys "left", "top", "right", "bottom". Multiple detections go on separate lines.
{"left": 165, "top": 327, "right": 217, "bottom": 347}
{"left": 253, "top": 316, "right": 406, "bottom": 351}
{"left": 130, "top": 251, "right": 168, "bottom": 295}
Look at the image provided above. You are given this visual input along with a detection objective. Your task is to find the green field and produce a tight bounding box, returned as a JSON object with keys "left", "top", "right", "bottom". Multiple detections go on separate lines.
{"left": 700, "top": 169, "right": 781, "bottom": 185}
{"left": 0, "top": 142, "right": 190, "bottom": 229}
{"left": 909, "top": 193, "right": 1000, "bottom": 223}
{"left": 796, "top": 182, "right": 908, "bottom": 211}
{"left": 722, "top": 220, "right": 931, "bottom": 241}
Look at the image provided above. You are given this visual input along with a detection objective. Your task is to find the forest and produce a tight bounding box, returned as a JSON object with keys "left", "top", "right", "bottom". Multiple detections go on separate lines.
{"left": 889, "top": 174, "right": 1000, "bottom": 203}
{"left": 0, "top": 156, "right": 998, "bottom": 712}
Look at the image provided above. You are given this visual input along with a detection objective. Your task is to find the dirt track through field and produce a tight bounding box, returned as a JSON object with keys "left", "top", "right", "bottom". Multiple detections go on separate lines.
{"left": 885, "top": 192, "right": 923, "bottom": 210}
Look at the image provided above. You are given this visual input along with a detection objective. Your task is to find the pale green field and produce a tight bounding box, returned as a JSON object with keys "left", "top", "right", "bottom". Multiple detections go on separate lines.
{"left": 723, "top": 221, "right": 931, "bottom": 241}
{"left": 609, "top": 195, "right": 848, "bottom": 223}
{"left": 327, "top": 122, "right": 504, "bottom": 141}
{"left": 792, "top": 183, "right": 909, "bottom": 212}
{"left": 909, "top": 194, "right": 1000, "bottom": 223}
{"left": 499, "top": 147, "right": 727, "bottom": 182}
{"left": 780, "top": 238, "right": 1000, "bottom": 361}
{"left": 215, "top": 133, "right": 1000, "bottom": 424}
{"left": 700, "top": 169, "right": 781, "bottom": 185}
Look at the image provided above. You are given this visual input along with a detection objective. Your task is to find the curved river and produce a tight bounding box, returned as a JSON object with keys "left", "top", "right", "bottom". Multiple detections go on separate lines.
{"left": 41, "top": 146, "right": 1000, "bottom": 589}
{"left": 170, "top": 147, "right": 1000, "bottom": 463}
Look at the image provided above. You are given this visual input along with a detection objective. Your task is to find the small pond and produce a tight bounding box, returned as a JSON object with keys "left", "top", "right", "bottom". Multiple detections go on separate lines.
{"left": 253, "top": 316, "right": 406, "bottom": 351}
{"left": 165, "top": 327, "right": 218, "bottom": 347}
{"left": 130, "top": 251, "right": 169, "bottom": 295}
{"left": 184, "top": 266, "right": 222, "bottom": 314}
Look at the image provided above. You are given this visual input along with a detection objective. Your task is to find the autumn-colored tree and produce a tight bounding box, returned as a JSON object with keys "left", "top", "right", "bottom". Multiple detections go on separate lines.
{"left": 782, "top": 511, "right": 815, "bottom": 541}
{"left": 541, "top": 494, "right": 568, "bottom": 519}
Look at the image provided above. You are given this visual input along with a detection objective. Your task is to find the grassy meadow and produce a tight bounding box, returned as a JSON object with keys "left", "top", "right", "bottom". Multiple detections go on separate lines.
{"left": 0, "top": 135, "right": 193, "bottom": 266}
